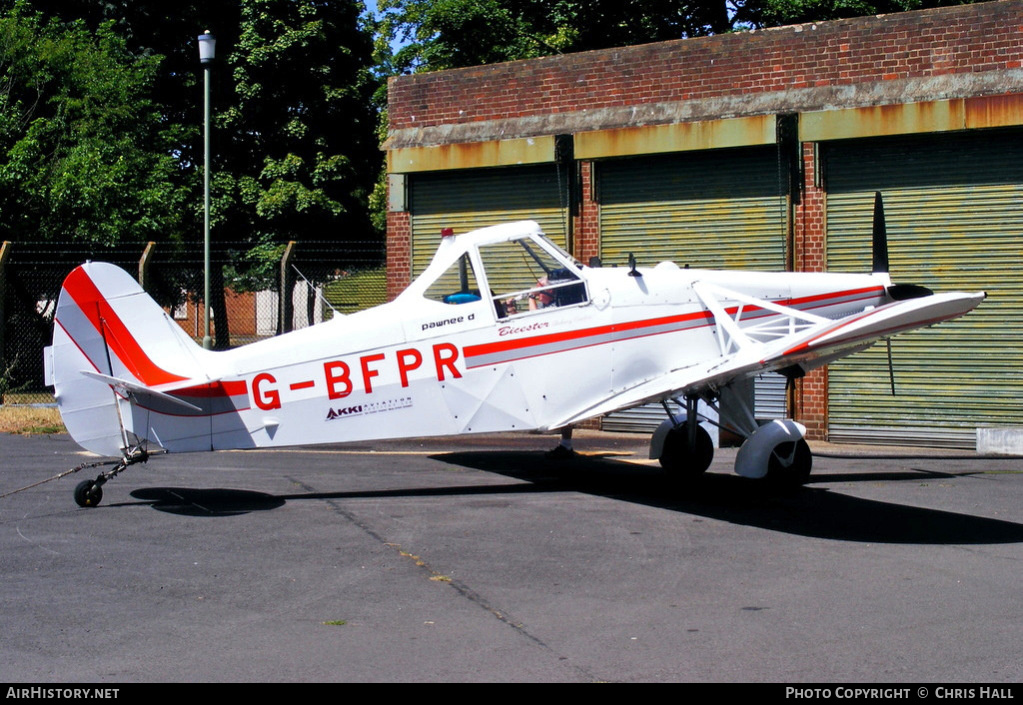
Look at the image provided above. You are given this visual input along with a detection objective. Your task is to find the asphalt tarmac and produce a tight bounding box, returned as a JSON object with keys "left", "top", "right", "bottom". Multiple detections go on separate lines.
{"left": 2, "top": 430, "right": 1022, "bottom": 683}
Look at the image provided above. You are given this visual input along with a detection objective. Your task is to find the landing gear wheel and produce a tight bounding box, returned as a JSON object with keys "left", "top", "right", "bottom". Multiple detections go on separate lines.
{"left": 74, "top": 479, "right": 103, "bottom": 508}
{"left": 766, "top": 439, "right": 812, "bottom": 487}
{"left": 659, "top": 423, "right": 714, "bottom": 479}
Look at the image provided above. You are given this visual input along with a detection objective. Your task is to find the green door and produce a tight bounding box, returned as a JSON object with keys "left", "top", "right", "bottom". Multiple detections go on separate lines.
{"left": 824, "top": 130, "right": 1023, "bottom": 447}
{"left": 598, "top": 147, "right": 790, "bottom": 431}
{"left": 410, "top": 165, "right": 569, "bottom": 278}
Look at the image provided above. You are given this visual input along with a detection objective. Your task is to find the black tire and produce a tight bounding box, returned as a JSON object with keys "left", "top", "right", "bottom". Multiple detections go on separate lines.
{"left": 74, "top": 479, "right": 103, "bottom": 508}
{"left": 766, "top": 439, "right": 812, "bottom": 487}
{"left": 658, "top": 423, "right": 714, "bottom": 478}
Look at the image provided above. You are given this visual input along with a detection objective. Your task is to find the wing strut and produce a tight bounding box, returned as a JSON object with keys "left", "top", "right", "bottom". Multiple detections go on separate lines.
{"left": 692, "top": 281, "right": 828, "bottom": 358}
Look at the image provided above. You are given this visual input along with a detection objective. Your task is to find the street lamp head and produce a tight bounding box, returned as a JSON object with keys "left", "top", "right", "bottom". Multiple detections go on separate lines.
{"left": 198, "top": 31, "right": 216, "bottom": 64}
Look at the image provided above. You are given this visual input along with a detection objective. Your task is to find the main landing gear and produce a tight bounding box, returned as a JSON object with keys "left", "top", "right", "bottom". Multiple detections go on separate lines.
{"left": 651, "top": 393, "right": 813, "bottom": 488}
{"left": 72, "top": 446, "right": 150, "bottom": 508}
{"left": 658, "top": 421, "right": 714, "bottom": 478}
{"left": 653, "top": 396, "right": 714, "bottom": 480}
{"left": 765, "top": 437, "right": 812, "bottom": 487}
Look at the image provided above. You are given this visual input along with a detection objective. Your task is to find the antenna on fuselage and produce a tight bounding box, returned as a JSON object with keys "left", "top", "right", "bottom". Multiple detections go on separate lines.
{"left": 627, "top": 252, "right": 641, "bottom": 277}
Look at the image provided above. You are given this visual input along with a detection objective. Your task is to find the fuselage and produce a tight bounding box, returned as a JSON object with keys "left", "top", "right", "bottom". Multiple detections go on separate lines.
{"left": 143, "top": 242, "right": 889, "bottom": 452}
{"left": 51, "top": 220, "right": 893, "bottom": 456}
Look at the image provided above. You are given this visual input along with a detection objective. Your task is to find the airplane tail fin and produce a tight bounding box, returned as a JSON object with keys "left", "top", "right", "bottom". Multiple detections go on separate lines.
{"left": 48, "top": 262, "right": 220, "bottom": 456}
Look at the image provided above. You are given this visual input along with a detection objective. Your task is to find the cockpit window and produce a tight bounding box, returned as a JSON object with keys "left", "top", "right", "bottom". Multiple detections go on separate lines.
{"left": 478, "top": 238, "right": 587, "bottom": 319}
{"left": 424, "top": 253, "right": 481, "bottom": 305}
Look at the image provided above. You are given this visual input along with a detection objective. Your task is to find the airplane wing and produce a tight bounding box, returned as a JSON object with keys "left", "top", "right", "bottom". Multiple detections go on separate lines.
{"left": 550, "top": 289, "right": 985, "bottom": 428}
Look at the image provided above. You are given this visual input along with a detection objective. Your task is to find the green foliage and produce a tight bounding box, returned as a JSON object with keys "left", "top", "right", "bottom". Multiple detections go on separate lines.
{"left": 3, "top": 0, "right": 384, "bottom": 345}
{"left": 737, "top": 0, "right": 932, "bottom": 28}
{"left": 214, "top": 0, "right": 380, "bottom": 259}
{"left": 378, "top": 0, "right": 735, "bottom": 73}
{"left": 0, "top": 4, "right": 186, "bottom": 248}
{"left": 2, "top": 0, "right": 382, "bottom": 258}
{"left": 378, "top": 0, "right": 973, "bottom": 73}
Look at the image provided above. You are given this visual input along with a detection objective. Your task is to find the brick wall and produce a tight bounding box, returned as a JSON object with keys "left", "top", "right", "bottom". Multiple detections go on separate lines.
{"left": 574, "top": 161, "right": 600, "bottom": 264}
{"left": 385, "top": 211, "right": 412, "bottom": 301}
{"left": 388, "top": 1, "right": 1023, "bottom": 134}
{"left": 794, "top": 144, "right": 828, "bottom": 438}
{"left": 386, "top": 1, "right": 1023, "bottom": 438}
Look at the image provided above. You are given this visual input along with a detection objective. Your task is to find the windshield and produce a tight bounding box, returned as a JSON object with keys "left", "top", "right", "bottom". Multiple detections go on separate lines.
{"left": 477, "top": 238, "right": 587, "bottom": 319}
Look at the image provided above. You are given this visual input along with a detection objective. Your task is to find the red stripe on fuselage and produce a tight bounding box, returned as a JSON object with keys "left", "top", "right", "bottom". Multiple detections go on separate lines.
{"left": 171, "top": 380, "right": 249, "bottom": 398}
{"left": 464, "top": 285, "right": 886, "bottom": 365}
{"left": 466, "top": 309, "right": 711, "bottom": 360}
{"left": 62, "top": 267, "right": 187, "bottom": 386}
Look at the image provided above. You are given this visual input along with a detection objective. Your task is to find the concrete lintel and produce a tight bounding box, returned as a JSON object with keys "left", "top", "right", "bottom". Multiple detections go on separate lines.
{"left": 385, "top": 69, "right": 1023, "bottom": 152}
{"left": 387, "top": 135, "right": 556, "bottom": 173}
{"left": 576, "top": 114, "right": 776, "bottom": 159}
{"left": 801, "top": 92, "right": 1023, "bottom": 141}
{"left": 800, "top": 99, "right": 966, "bottom": 141}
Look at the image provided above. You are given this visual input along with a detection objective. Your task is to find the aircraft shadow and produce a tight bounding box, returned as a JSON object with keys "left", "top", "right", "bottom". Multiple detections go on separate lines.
{"left": 124, "top": 451, "right": 1023, "bottom": 545}
{"left": 130, "top": 487, "right": 285, "bottom": 517}
{"left": 127, "top": 481, "right": 544, "bottom": 517}
{"left": 428, "top": 450, "right": 1023, "bottom": 545}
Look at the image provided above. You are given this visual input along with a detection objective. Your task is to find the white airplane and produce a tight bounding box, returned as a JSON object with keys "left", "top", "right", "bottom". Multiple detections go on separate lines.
{"left": 46, "top": 193, "right": 984, "bottom": 507}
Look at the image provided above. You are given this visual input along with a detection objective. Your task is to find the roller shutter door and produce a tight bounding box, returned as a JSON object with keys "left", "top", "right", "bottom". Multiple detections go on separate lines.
{"left": 410, "top": 166, "right": 569, "bottom": 278}
{"left": 598, "top": 148, "right": 789, "bottom": 431}
{"left": 824, "top": 130, "right": 1023, "bottom": 447}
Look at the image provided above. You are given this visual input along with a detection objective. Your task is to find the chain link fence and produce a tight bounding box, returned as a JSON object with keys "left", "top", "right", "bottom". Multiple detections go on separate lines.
{"left": 0, "top": 239, "right": 386, "bottom": 405}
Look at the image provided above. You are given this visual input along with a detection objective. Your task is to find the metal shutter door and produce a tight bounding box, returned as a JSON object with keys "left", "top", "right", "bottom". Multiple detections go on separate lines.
{"left": 598, "top": 148, "right": 789, "bottom": 432}
{"left": 824, "top": 131, "right": 1023, "bottom": 447}
{"left": 410, "top": 166, "right": 569, "bottom": 278}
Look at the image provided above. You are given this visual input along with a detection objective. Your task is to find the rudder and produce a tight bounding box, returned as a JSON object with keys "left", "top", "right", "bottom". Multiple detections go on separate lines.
{"left": 49, "top": 262, "right": 211, "bottom": 456}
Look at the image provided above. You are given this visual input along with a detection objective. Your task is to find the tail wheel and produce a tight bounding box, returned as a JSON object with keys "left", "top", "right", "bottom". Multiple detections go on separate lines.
{"left": 74, "top": 479, "right": 103, "bottom": 508}
{"left": 766, "top": 439, "right": 812, "bottom": 487}
{"left": 659, "top": 423, "right": 714, "bottom": 478}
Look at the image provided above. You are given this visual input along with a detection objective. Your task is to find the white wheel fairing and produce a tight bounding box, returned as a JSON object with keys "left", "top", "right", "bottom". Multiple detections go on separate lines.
{"left": 734, "top": 419, "right": 808, "bottom": 480}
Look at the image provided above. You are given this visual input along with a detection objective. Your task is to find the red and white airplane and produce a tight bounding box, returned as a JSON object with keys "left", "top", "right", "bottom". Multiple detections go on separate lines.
{"left": 46, "top": 193, "right": 984, "bottom": 506}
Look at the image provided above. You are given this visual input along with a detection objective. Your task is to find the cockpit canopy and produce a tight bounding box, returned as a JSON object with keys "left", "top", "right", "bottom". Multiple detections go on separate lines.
{"left": 413, "top": 221, "right": 588, "bottom": 320}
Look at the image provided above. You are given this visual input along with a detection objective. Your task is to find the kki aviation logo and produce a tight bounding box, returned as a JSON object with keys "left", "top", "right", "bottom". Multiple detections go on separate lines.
{"left": 325, "top": 396, "right": 413, "bottom": 421}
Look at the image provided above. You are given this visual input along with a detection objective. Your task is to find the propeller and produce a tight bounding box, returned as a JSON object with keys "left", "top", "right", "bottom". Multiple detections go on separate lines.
{"left": 872, "top": 191, "right": 932, "bottom": 300}
{"left": 871, "top": 190, "right": 889, "bottom": 275}
{"left": 871, "top": 191, "right": 928, "bottom": 395}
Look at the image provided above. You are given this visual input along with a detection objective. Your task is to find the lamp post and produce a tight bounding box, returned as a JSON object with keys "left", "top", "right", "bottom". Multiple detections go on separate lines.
{"left": 198, "top": 30, "right": 216, "bottom": 350}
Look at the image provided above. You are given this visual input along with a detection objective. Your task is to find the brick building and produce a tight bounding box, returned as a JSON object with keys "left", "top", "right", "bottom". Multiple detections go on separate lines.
{"left": 383, "top": 1, "right": 1023, "bottom": 447}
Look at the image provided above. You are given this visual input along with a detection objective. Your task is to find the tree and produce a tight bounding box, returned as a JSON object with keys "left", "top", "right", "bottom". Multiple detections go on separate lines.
{"left": 199, "top": 0, "right": 380, "bottom": 340}
{"left": 0, "top": 4, "right": 185, "bottom": 249}
{"left": 0, "top": 4, "right": 190, "bottom": 390}
{"left": 218, "top": 0, "right": 380, "bottom": 277}
{"left": 379, "top": 0, "right": 733, "bottom": 73}
{"left": 378, "top": 0, "right": 972, "bottom": 74}
{"left": 14, "top": 0, "right": 383, "bottom": 346}
{"left": 735, "top": 0, "right": 943, "bottom": 28}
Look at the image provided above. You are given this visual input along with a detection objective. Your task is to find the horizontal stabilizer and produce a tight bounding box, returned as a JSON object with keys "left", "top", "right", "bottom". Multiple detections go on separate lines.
{"left": 80, "top": 371, "right": 204, "bottom": 412}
